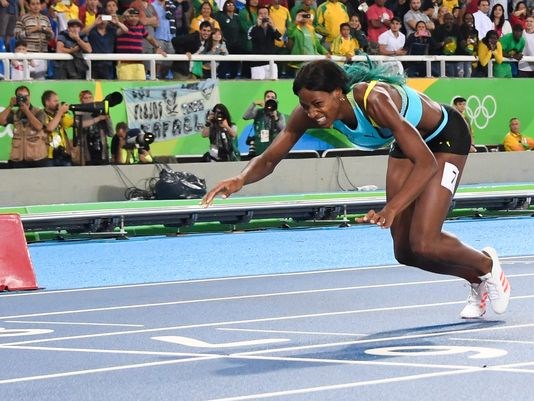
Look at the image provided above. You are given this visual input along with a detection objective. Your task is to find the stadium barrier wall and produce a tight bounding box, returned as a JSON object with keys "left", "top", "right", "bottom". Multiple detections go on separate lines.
{"left": 0, "top": 151, "right": 532, "bottom": 206}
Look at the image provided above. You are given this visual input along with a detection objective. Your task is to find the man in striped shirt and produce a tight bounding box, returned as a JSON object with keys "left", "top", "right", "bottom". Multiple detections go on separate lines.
{"left": 116, "top": 8, "right": 167, "bottom": 80}
{"left": 14, "top": 0, "right": 54, "bottom": 79}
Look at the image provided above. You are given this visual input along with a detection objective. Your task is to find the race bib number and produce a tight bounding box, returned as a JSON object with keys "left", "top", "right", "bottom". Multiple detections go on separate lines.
{"left": 441, "top": 161, "right": 459, "bottom": 194}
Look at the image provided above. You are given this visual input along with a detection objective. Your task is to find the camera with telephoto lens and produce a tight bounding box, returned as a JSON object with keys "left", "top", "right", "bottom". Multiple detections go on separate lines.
{"left": 264, "top": 99, "right": 278, "bottom": 113}
{"left": 16, "top": 95, "right": 27, "bottom": 105}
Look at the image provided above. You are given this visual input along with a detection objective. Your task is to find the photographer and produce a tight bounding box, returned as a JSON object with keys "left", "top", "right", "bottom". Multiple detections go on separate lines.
{"left": 42, "top": 90, "right": 74, "bottom": 167}
{"left": 201, "top": 103, "right": 239, "bottom": 162}
{"left": 74, "top": 90, "right": 114, "bottom": 165}
{"left": 123, "top": 128, "right": 155, "bottom": 163}
{"left": 0, "top": 86, "right": 50, "bottom": 168}
{"left": 242, "top": 90, "right": 286, "bottom": 157}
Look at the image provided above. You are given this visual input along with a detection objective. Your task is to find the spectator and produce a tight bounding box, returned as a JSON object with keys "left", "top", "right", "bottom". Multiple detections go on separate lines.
{"left": 115, "top": 8, "right": 167, "bottom": 80}
{"left": 378, "top": 17, "right": 406, "bottom": 75}
{"left": 105, "top": 0, "right": 120, "bottom": 18}
{"left": 452, "top": 96, "right": 477, "bottom": 153}
{"left": 290, "top": 0, "right": 316, "bottom": 21}
{"left": 473, "top": 0, "right": 492, "bottom": 39}
{"left": 248, "top": 6, "right": 282, "bottom": 78}
{"left": 518, "top": 16, "right": 534, "bottom": 77}
{"left": 330, "top": 22, "right": 360, "bottom": 62}
{"left": 171, "top": 0, "right": 192, "bottom": 37}
{"left": 42, "top": 90, "right": 74, "bottom": 167}
{"left": 0, "top": 0, "right": 22, "bottom": 50}
{"left": 14, "top": 0, "right": 54, "bottom": 79}
{"left": 201, "top": 103, "right": 239, "bottom": 161}
{"left": 435, "top": 5, "right": 450, "bottom": 26}
{"left": 404, "top": 0, "right": 435, "bottom": 37}
{"left": 111, "top": 121, "right": 128, "bottom": 164}
{"left": 131, "top": 0, "right": 160, "bottom": 76}
{"left": 171, "top": 19, "right": 211, "bottom": 79}
{"left": 442, "top": 0, "right": 459, "bottom": 13}
{"left": 86, "top": 14, "right": 129, "bottom": 79}
{"left": 269, "top": 0, "right": 291, "bottom": 76}
{"left": 269, "top": 0, "right": 291, "bottom": 51}
{"left": 404, "top": 20, "right": 436, "bottom": 77}
{"left": 458, "top": 12, "right": 479, "bottom": 77}
{"left": 503, "top": 117, "right": 534, "bottom": 151}
{"left": 0, "top": 86, "right": 49, "bottom": 168}
{"left": 190, "top": 1, "right": 220, "bottom": 31}
{"left": 366, "top": 0, "right": 394, "bottom": 53}
{"left": 510, "top": 1, "right": 528, "bottom": 30}
{"left": 242, "top": 90, "right": 286, "bottom": 157}
{"left": 73, "top": 90, "right": 113, "bottom": 165}
{"left": 432, "top": 12, "right": 461, "bottom": 76}
{"left": 195, "top": 27, "right": 228, "bottom": 78}
{"left": 489, "top": 3, "right": 511, "bottom": 37}
{"left": 192, "top": 0, "right": 219, "bottom": 17}
{"left": 378, "top": 16, "right": 406, "bottom": 55}
{"left": 286, "top": 9, "right": 328, "bottom": 74}
{"left": 238, "top": 0, "right": 259, "bottom": 77}
{"left": 10, "top": 40, "right": 39, "bottom": 80}
{"left": 475, "top": 29, "right": 506, "bottom": 76}
{"left": 215, "top": 0, "right": 242, "bottom": 78}
{"left": 500, "top": 24, "right": 525, "bottom": 77}
{"left": 315, "top": 0, "right": 349, "bottom": 48}
{"left": 55, "top": 19, "right": 93, "bottom": 79}
{"left": 53, "top": 0, "right": 80, "bottom": 31}
{"left": 348, "top": 13, "right": 368, "bottom": 53}
{"left": 78, "top": 0, "right": 100, "bottom": 28}
{"left": 152, "top": 0, "right": 177, "bottom": 79}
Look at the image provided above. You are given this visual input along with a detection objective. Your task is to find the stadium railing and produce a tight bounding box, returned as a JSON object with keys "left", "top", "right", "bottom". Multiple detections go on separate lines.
{"left": 1, "top": 53, "right": 532, "bottom": 81}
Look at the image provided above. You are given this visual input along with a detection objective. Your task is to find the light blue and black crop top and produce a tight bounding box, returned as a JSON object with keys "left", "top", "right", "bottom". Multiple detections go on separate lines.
{"left": 332, "top": 81, "right": 448, "bottom": 150}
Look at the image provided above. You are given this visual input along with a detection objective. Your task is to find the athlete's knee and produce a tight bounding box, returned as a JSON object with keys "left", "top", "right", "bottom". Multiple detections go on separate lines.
{"left": 393, "top": 244, "right": 417, "bottom": 266}
{"left": 410, "top": 236, "right": 438, "bottom": 260}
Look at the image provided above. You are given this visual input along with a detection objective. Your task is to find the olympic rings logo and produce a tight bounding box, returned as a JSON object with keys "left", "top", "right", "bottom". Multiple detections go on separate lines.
{"left": 460, "top": 95, "right": 497, "bottom": 130}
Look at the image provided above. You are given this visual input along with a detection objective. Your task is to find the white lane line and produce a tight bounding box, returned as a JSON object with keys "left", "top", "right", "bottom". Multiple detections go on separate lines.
{"left": 4, "top": 320, "right": 144, "bottom": 328}
{"left": 0, "top": 299, "right": 482, "bottom": 346}
{"left": 0, "top": 277, "right": 466, "bottom": 320}
{"left": 0, "top": 344, "right": 217, "bottom": 358}
{"left": 2, "top": 259, "right": 530, "bottom": 298}
{"left": 203, "top": 368, "right": 486, "bottom": 401}
{"left": 0, "top": 355, "right": 220, "bottom": 385}
{"left": 450, "top": 337, "right": 534, "bottom": 345}
{"left": 218, "top": 328, "right": 368, "bottom": 337}
{"left": 234, "top": 323, "right": 534, "bottom": 357}
{"left": 0, "top": 345, "right": 477, "bottom": 371}
{"left": 3, "top": 274, "right": 534, "bottom": 321}
{"left": 152, "top": 335, "right": 289, "bottom": 348}
{"left": 0, "top": 264, "right": 402, "bottom": 297}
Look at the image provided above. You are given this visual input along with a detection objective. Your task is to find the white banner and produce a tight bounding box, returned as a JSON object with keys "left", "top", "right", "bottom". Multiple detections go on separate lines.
{"left": 123, "top": 79, "right": 219, "bottom": 142}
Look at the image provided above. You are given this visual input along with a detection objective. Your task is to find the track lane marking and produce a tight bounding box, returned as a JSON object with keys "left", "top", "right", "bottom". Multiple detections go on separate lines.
{"left": 1, "top": 274, "right": 533, "bottom": 320}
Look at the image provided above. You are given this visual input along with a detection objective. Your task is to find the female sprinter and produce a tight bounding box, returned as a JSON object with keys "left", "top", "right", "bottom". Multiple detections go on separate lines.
{"left": 201, "top": 59, "right": 510, "bottom": 318}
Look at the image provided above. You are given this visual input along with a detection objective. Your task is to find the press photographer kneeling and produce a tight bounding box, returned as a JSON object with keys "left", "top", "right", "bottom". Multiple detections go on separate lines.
{"left": 201, "top": 104, "right": 240, "bottom": 162}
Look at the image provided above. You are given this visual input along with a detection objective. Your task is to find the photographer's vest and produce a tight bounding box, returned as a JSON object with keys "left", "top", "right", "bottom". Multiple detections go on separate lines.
{"left": 44, "top": 110, "right": 74, "bottom": 159}
{"left": 9, "top": 107, "right": 49, "bottom": 162}
{"left": 252, "top": 109, "right": 278, "bottom": 156}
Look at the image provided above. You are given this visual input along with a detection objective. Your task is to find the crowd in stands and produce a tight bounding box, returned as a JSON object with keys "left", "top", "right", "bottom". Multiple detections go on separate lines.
{"left": 1, "top": 0, "right": 534, "bottom": 79}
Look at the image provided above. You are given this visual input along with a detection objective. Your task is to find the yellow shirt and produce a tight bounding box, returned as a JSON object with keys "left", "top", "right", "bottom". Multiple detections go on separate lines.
{"left": 315, "top": 1, "right": 349, "bottom": 43}
{"left": 189, "top": 16, "right": 220, "bottom": 33}
{"left": 269, "top": 5, "right": 292, "bottom": 48}
{"left": 53, "top": 3, "right": 80, "bottom": 22}
{"left": 503, "top": 132, "right": 534, "bottom": 151}
{"left": 330, "top": 35, "right": 359, "bottom": 57}
{"left": 442, "top": 0, "right": 459, "bottom": 13}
